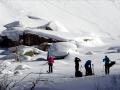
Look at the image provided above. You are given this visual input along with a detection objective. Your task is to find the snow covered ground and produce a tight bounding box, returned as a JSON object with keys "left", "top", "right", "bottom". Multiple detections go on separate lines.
{"left": 0, "top": 44, "right": 120, "bottom": 90}
{"left": 0, "top": 0, "right": 120, "bottom": 90}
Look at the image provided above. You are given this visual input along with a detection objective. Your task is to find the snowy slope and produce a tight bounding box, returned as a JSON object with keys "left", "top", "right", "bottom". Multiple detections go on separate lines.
{"left": 0, "top": 0, "right": 120, "bottom": 38}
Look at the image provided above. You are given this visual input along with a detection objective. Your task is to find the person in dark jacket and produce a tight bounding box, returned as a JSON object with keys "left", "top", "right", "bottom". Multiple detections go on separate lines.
{"left": 103, "top": 56, "right": 110, "bottom": 75}
{"left": 84, "top": 60, "right": 92, "bottom": 76}
{"left": 75, "top": 57, "right": 81, "bottom": 72}
{"left": 74, "top": 57, "right": 81, "bottom": 77}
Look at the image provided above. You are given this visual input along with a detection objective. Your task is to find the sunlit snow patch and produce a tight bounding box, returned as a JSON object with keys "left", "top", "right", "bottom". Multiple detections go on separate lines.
{"left": 48, "top": 21, "right": 69, "bottom": 32}
{"left": 15, "top": 64, "right": 31, "bottom": 70}
{"left": 48, "top": 42, "right": 78, "bottom": 59}
{"left": 75, "top": 36, "right": 105, "bottom": 47}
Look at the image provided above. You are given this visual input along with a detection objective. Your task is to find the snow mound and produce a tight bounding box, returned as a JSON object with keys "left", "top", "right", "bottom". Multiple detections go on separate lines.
{"left": 48, "top": 42, "right": 77, "bottom": 58}
{"left": 108, "top": 46, "right": 120, "bottom": 51}
{"left": 75, "top": 37, "right": 105, "bottom": 47}
{"left": 18, "top": 46, "right": 45, "bottom": 55}
{"left": 24, "top": 29, "right": 67, "bottom": 42}
{"left": 15, "top": 64, "right": 31, "bottom": 70}
{"left": 20, "top": 16, "right": 49, "bottom": 29}
{"left": 85, "top": 51, "right": 95, "bottom": 55}
{"left": 107, "top": 46, "right": 120, "bottom": 53}
{"left": 48, "top": 21, "right": 69, "bottom": 32}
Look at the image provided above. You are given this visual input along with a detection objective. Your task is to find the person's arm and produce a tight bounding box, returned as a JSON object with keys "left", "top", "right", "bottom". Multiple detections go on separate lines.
{"left": 78, "top": 58, "right": 81, "bottom": 62}
{"left": 103, "top": 59, "right": 105, "bottom": 62}
{"left": 108, "top": 58, "right": 110, "bottom": 62}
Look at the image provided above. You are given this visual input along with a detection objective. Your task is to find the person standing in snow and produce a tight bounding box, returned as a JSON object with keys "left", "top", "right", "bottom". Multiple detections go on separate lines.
{"left": 103, "top": 55, "right": 110, "bottom": 75}
{"left": 48, "top": 56, "right": 55, "bottom": 73}
{"left": 84, "top": 60, "right": 92, "bottom": 76}
{"left": 75, "top": 57, "right": 81, "bottom": 72}
{"left": 75, "top": 57, "right": 81, "bottom": 77}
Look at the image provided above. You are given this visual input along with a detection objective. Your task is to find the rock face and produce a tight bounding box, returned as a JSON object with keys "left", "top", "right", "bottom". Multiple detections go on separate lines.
{"left": 0, "top": 31, "right": 66, "bottom": 47}
{"left": 0, "top": 36, "right": 18, "bottom": 47}
{"left": 0, "top": 19, "right": 68, "bottom": 48}
{"left": 23, "top": 33, "right": 54, "bottom": 46}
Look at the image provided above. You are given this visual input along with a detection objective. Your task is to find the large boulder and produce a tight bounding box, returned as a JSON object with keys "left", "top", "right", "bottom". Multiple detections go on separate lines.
{"left": 48, "top": 42, "right": 77, "bottom": 59}
{"left": 23, "top": 33, "right": 53, "bottom": 46}
{"left": 0, "top": 19, "right": 68, "bottom": 47}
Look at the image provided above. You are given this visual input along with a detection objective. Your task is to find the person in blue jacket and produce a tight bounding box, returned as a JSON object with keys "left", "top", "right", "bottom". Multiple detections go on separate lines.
{"left": 84, "top": 60, "right": 92, "bottom": 76}
{"left": 103, "top": 55, "right": 110, "bottom": 75}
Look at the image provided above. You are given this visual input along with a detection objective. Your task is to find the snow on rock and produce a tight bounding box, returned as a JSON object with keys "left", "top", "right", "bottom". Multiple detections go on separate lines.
{"left": 20, "top": 16, "right": 49, "bottom": 29}
{"left": 24, "top": 29, "right": 68, "bottom": 42}
{"left": 108, "top": 46, "right": 120, "bottom": 51}
{"left": 14, "top": 46, "right": 47, "bottom": 61}
{"left": 15, "top": 64, "right": 31, "bottom": 70}
{"left": 85, "top": 51, "right": 95, "bottom": 55}
{"left": 4, "top": 21, "right": 21, "bottom": 29}
{"left": 48, "top": 21, "right": 69, "bottom": 32}
{"left": 75, "top": 37, "right": 105, "bottom": 47}
{"left": 32, "top": 48, "right": 45, "bottom": 54}
{"left": 0, "top": 26, "right": 6, "bottom": 33}
{"left": 48, "top": 42, "right": 78, "bottom": 59}
{"left": 106, "top": 46, "right": 120, "bottom": 53}
{"left": 18, "top": 46, "right": 34, "bottom": 55}
{"left": 1, "top": 30, "right": 23, "bottom": 41}
{"left": 17, "top": 46, "right": 44, "bottom": 55}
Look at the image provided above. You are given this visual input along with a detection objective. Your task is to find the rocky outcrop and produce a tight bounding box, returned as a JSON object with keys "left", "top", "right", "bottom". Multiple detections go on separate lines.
{"left": 0, "top": 36, "right": 18, "bottom": 47}
{"left": 0, "top": 31, "right": 66, "bottom": 48}
{"left": 0, "top": 19, "right": 68, "bottom": 48}
{"left": 23, "top": 33, "right": 64, "bottom": 46}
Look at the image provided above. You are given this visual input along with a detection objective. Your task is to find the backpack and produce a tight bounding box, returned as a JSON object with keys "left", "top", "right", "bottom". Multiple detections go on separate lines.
{"left": 109, "top": 61, "right": 116, "bottom": 68}
{"left": 75, "top": 71, "right": 83, "bottom": 77}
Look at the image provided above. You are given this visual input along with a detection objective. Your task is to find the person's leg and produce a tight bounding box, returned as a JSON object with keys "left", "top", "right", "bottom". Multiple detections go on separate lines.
{"left": 87, "top": 68, "right": 92, "bottom": 75}
{"left": 48, "top": 63, "right": 50, "bottom": 73}
{"left": 89, "top": 68, "right": 92, "bottom": 75}
{"left": 75, "top": 66, "right": 77, "bottom": 72}
{"left": 108, "top": 66, "right": 110, "bottom": 74}
{"left": 106, "top": 64, "right": 110, "bottom": 74}
{"left": 85, "top": 68, "right": 88, "bottom": 76}
{"left": 49, "top": 63, "right": 52, "bottom": 73}
{"left": 51, "top": 63, "right": 53, "bottom": 73}
{"left": 105, "top": 65, "right": 107, "bottom": 75}
{"left": 75, "top": 65, "right": 79, "bottom": 72}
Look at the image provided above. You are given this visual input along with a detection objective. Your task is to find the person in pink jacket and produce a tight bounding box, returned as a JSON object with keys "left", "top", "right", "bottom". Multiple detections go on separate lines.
{"left": 48, "top": 56, "right": 55, "bottom": 73}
